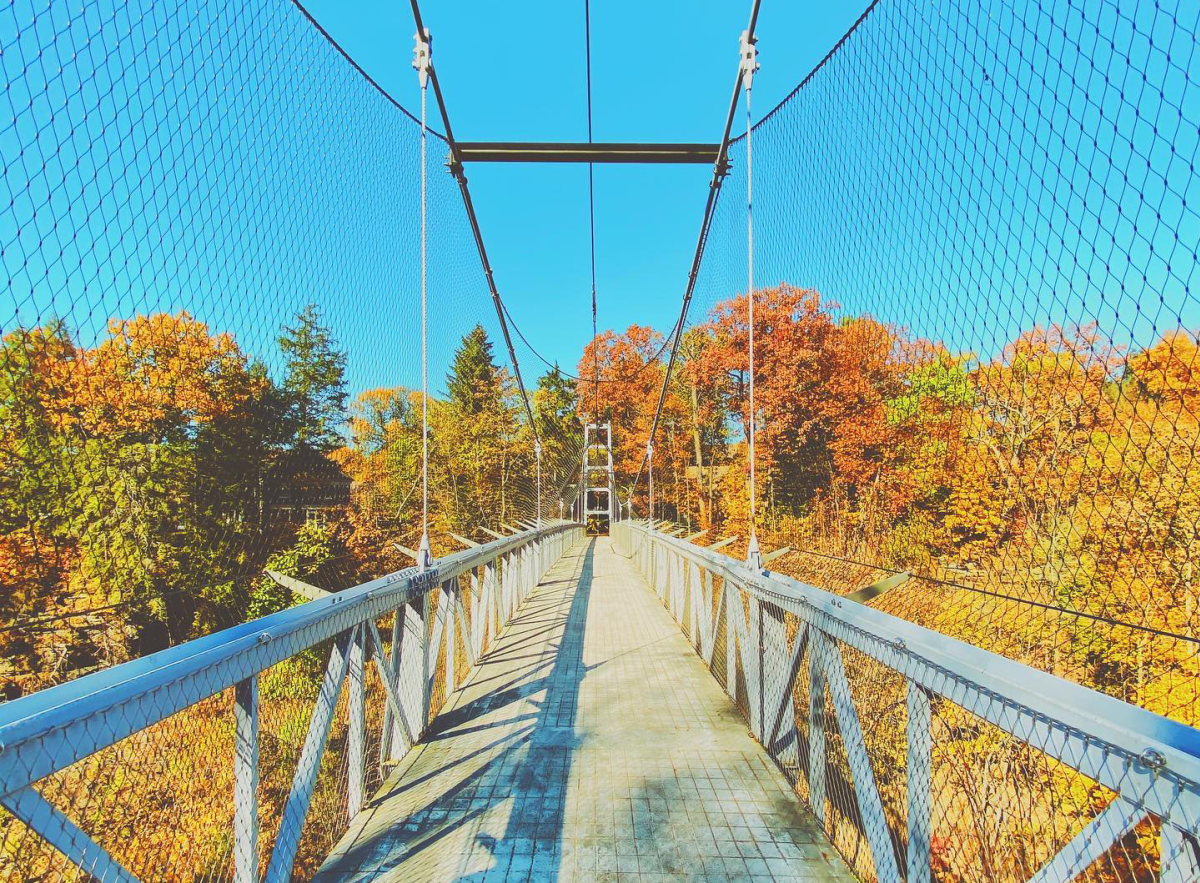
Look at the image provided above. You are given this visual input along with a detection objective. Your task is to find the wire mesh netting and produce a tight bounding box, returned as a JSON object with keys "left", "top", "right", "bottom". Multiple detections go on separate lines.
{"left": 4, "top": 0, "right": 1200, "bottom": 880}
{"left": 626, "top": 0, "right": 1200, "bottom": 736}
{"left": 0, "top": 0, "right": 582, "bottom": 700}
{"left": 0, "top": 0, "right": 584, "bottom": 880}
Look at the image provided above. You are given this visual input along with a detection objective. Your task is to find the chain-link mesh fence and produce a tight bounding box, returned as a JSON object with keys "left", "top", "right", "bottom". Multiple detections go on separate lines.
{"left": 625, "top": 0, "right": 1200, "bottom": 744}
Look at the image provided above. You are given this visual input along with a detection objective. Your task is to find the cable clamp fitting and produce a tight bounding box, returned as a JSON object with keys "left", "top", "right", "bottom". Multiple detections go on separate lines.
{"left": 739, "top": 30, "right": 758, "bottom": 91}
{"left": 413, "top": 29, "right": 432, "bottom": 88}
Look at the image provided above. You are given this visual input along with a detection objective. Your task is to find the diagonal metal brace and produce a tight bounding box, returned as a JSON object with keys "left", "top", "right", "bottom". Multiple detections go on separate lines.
{"left": 265, "top": 570, "right": 328, "bottom": 601}
{"left": 845, "top": 571, "right": 910, "bottom": 604}
{"left": 761, "top": 546, "right": 791, "bottom": 566}
{"left": 2, "top": 786, "right": 143, "bottom": 883}
{"left": 264, "top": 627, "right": 356, "bottom": 883}
{"left": 393, "top": 542, "right": 420, "bottom": 561}
{"left": 363, "top": 619, "right": 417, "bottom": 750}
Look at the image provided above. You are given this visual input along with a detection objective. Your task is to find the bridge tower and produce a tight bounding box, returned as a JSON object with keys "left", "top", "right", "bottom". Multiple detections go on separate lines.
{"left": 578, "top": 422, "right": 617, "bottom": 535}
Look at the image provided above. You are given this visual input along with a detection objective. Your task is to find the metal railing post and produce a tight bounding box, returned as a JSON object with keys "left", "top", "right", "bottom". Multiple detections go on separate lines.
{"left": 808, "top": 627, "right": 827, "bottom": 829}
{"left": 444, "top": 579, "right": 457, "bottom": 699}
{"left": 725, "top": 581, "right": 739, "bottom": 703}
{"left": 347, "top": 628, "right": 366, "bottom": 821}
{"left": 907, "top": 681, "right": 932, "bottom": 883}
{"left": 233, "top": 676, "right": 259, "bottom": 883}
{"left": 469, "top": 568, "right": 481, "bottom": 658}
{"left": 486, "top": 557, "right": 498, "bottom": 643}
{"left": 397, "top": 600, "right": 424, "bottom": 753}
{"left": 422, "top": 589, "right": 435, "bottom": 726}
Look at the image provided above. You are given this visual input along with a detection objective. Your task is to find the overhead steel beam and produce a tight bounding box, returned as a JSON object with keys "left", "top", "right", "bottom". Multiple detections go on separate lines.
{"left": 456, "top": 142, "right": 721, "bottom": 164}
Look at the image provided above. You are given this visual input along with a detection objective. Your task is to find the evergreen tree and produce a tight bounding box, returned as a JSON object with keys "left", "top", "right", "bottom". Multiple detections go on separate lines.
{"left": 447, "top": 324, "right": 500, "bottom": 415}
{"left": 535, "top": 365, "right": 581, "bottom": 462}
{"left": 533, "top": 366, "right": 582, "bottom": 518}
{"left": 279, "top": 304, "right": 347, "bottom": 452}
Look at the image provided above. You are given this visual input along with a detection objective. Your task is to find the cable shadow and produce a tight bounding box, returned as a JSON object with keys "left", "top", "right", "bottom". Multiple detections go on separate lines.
{"left": 448, "top": 538, "right": 595, "bottom": 882}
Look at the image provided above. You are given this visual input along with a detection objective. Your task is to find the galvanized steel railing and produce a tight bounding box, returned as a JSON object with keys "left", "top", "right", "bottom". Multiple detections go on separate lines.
{"left": 614, "top": 520, "right": 1200, "bottom": 883}
{"left": 0, "top": 522, "right": 582, "bottom": 883}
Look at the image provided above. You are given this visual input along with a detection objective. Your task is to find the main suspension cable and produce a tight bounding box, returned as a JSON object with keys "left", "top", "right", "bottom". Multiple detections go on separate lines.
{"left": 406, "top": 0, "right": 541, "bottom": 447}
{"left": 623, "top": 0, "right": 763, "bottom": 515}
{"left": 502, "top": 298, "right": 671, "bottom": 382}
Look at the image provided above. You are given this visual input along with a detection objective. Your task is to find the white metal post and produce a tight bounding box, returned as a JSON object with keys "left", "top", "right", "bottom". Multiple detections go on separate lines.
{"left": 347, "top": 627, "right": 366, "bottom": 821}
{"left": 907, "top": 681, "right": 932, "bottom": 883}
{"left": 233, "top": 676, "right": 259, "bottom": 883}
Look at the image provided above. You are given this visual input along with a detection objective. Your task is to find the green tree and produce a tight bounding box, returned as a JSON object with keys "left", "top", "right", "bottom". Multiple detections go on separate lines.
{"left": 535, "top": 366, "right": 581, "bottom": 457}
{"left": 247, "top": 520, "right": 340, "bottom": 619}
{"left": 279, "top": 304, "right": 347, "bottom": 452}
{"left": 533, "top": 366, "right": 582, "bottom": 513}
{"left": 435, "top": 326, "right": 531, "bottom": 532}
{"left": 447, "top": 324, "right": 500, "bottom": 415}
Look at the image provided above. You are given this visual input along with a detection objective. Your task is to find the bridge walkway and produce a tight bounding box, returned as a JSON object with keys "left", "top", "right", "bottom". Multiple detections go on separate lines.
{"left": 313, "top": 537, "right": 854, "bottom": 883}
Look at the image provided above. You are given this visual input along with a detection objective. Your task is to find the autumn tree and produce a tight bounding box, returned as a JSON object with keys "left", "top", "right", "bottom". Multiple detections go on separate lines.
{"left": 576, "top": 325, "right": 688, "bottom": 519}
{"left": 691, "top": 287, "right": 910, "bottom": 533}
{"left": 946, "top": 325, "right": 1115, "bottom": 559}
{"left": 67, "top": 313, "right": 279, "bottom": 651}
{"left": 339, "top": 386, "right": 421, "bottom": 532}
{"left": 0, "top": 323, "right": 85, "bottom": 689}
{"left": 1051, "top": 331, "right": 1200, "bottom": 706}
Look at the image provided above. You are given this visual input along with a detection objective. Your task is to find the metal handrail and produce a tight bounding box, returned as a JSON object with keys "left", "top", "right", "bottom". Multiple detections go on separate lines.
{"left": 0, "top": 522, "right": 579, "bottom": 826}
{"left": 622, "top": 520, "right": 1200, "bottom": 779}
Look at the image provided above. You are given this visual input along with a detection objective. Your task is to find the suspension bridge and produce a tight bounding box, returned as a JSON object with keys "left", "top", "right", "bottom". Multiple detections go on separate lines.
{"left": 2, "top": 0, "right": 1200, "bottom": 882}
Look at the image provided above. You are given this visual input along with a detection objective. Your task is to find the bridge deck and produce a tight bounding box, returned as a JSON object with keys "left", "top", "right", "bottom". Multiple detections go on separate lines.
{"left": 314, "top": 537, "right": 853, "bottom": 883}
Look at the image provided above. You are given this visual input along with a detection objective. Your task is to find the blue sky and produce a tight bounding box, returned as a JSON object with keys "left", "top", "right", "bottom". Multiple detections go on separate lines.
{"left": 298, "top": 0, "right": 871, "bottom": 376}
{"left": 4, "top": 0, "right": 1196, "bottom": 402}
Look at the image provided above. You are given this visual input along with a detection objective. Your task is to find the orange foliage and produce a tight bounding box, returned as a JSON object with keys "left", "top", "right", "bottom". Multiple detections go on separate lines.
{"left": 76, "top": 312, "right": 262, "bottom": 435}
{"left": 947, "top": 325, "right": 1115, "bottom": 551}
{"left": 576, "top": 325, "right": 689, "bottom": 509}
{"left": 690, "top": 286, "right": 920, "bottom": 523}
